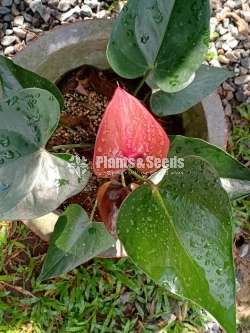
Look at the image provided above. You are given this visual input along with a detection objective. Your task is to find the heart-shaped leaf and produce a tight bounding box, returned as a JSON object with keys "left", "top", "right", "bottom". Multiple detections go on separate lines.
{"left": 0, "top": 55, "right": 63, "bottom": 108}
{"left": 150, "top": 65, "right": 232, "bottom": 116}
{"left": 0, "top": 89, "right": 89, "bottom": 220}
{"left": 169, "top": 135, "right": 250, "bottom": 199}
{"left": 39, "top": 204, "right": 115, "bottom": 280}
{"left": 2, "top": 152, "right": 90, "bottom": 220}
{"left": 117, "top": 156, "right": 236, "bottom": 333}
{"left": 107, "top": 0, "right": 210, "bottom": 93}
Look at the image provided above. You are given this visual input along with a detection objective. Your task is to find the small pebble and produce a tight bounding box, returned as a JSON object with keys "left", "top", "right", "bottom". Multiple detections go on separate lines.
{"left": 224, "top": 102, "right": 232, "bottom": 116}
{"left": 60, "top": 6, "right": 80, "bottom": 21}
{"left": 239, "top": 66, "right": 248, "bottom": 75}
{"left": 80, "top": 4, "right": 92, "bottom": 17}
{"left": 23, "top": 12, "right": 33, "bottom": 22}
{"left": 235, "top": 88, "right": 247, "bottom": 102}
{"left": 241, "top": 57, "right": 250, "bottom": 69}
{"left": 11, "top": 3, "right": 20, "bottom": 16}
{"left": 3, "top": 13, "right": 13, "bottom": 22}
{"left": 1, "top": 0, "right": 13, "bottom": 7}
{"left": 242, "top": 11, "right": 250, "bottom": 23}
{"left": 235, "top": 75, "right": 250, "bottom": 85}
{"left": 223, "top": 82, "right": 235, "bottom": 91}
{"left": 0, "top": 6, "right": 10, "bottom": 15}
{"left": 5, "top": 29, "right": 13, "bottom": 35}
{"left": 4, "top": 45, "right": 15, "bottom": 55}
{"left": 70, "top": 0, "right": 78, "bottom": 6}
{"left": 13, "top": 26, "right": 27, "bottom": 39}
{"left": 218, "top": 54, "right": 230, "bottom": 64}
{"left": 84, "top": 0, "right": 99, "bottom": 9}
{"left": 58, "top": 0, "right": 71, "bottom": 12}
{"left": 1, "top": 35, "right": 16, "bottom": 46}
{"left": 240, "top": 244, "right": 249, "bottom": 258}
{"left": 48, "top": 0, "right": 59, "bottom": 7}
{"left": 13, "top": 15, "right": 24, "bottom": 26}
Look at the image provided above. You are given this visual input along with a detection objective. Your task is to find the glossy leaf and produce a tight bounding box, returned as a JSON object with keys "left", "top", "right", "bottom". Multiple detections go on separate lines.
{"left": 2, "top": 152, "right": 90, "bottom": 220}
{"left": 107, "top": 0, "right": 210, "bottom": 93}
{"left": 0, "top": 55, "right": 63, "bottom": 109}
{"left": 0, "top": 89, "right": 89, "bottom": 220}
{"left": 39, "top": 204, "right": 115, "bottom": 280}
{"left": 107, "top": 0, "right": 147, "bottom": 79}
{"left": 169, "top": 135, "right": 250, "bottom": 199}
{"left": 150, "top": 65, "right": 232, "bottom": 116}
{"left": 117, "top": 156, "right": 236, "bottom": 333}
{"left": 93, "top": 87, "right": 169, "bottom": 177}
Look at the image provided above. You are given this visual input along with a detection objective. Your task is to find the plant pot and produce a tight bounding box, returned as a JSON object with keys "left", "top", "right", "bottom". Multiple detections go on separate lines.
{"left": 14, "top": 19, "right": 227, "bottom": 257}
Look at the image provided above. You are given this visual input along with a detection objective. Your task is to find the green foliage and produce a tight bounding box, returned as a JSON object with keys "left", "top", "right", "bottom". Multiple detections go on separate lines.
{"left": 0, "top": 103, "right": 248, "bottom": 333}
{"left": 0, "top": 220, "right": 181, "bottom": 333}
{"left": 107, "top": 0, "right": 210, "bottom": 93}
{"left": 228, "top": 104, "right": 250, "bottom": 163}
{"left": 169, "top": 135, "right": 250, "bottom": 200}
{"left": 169, "top": 135, "right": 250, "bottom": 180}
{"left": 150, "top": 65, "right": 232, "bottom": 116}
{"left": 0, "top": 1, "right": 247, "bottom": 331}
{"left": 107, "top": 0, "right": 235, "bottom": 117}
{"left": 0, "top": 55, "right": 63, "bottom": 109}
{"left": 228, "top": 104, "right": 250, "bottom": 233}
{"left": 0, "top": 58, "right": 89, "bottom": 221}
{"left": 39, "top": 205, "right": 114, "bottom": 280}
{"left": 117, "top": 156, "right": 236, "bottom": 333}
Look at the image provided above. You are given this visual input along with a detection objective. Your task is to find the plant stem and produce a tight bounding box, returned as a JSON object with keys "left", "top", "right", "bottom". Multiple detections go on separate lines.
{"left": 90, "top": 199, "right": 98, "bottom": 223}
{"left": 121, "top": 172, "right": 126, "bottom": 187}
{"left": 50, "top": 143, "right": 93, "bottom": 151}
{"left": 134, "top": 70, "right": 151, "bottom": 96}
{"left": 143, "top": 91, "right": 151, "bottom": 104}
{"left": 127, "top": 168, "right": 154, "bottom": 186}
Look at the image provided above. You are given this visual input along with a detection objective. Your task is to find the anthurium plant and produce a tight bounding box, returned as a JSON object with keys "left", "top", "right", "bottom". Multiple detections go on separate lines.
{"left": 0, "top": 1, "right": 250, "bottom": 332}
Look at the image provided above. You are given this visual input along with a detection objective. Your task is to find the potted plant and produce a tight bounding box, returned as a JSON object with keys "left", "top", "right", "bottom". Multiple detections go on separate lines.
{"left": 0, "top": 1, "right": 250, "bottom": 333}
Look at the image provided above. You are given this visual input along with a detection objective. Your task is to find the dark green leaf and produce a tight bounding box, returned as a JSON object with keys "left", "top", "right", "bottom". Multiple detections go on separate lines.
{"left": 117, "top": 156, "right": 236, "bottom": 333}
{"left": 0, "top": 55, "right": 63, "bottom": 109}
{"left": 169, "top": 135, "right": 250, "bottom": 199}
{"left": 169, "top": 136, "right": 250, "bottom": 180}
{"left": 150, "top": 65, "right": 232, "bottom": 116}
{"left": 0, "top": 89, "right": 89, "bottom": 220}
{"left": 107, "top": 0, "right": 210, "bottom": 92}
{"left": 39, "top": 204, "right": 115, "bottom": 280}
{"left": 106, "top": 0, "right": 147, "bottom": 79}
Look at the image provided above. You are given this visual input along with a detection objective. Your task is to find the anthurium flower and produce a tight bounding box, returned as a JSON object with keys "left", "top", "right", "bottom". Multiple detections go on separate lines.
{"left": 93, "top": 87, "right": 170, "bottom": 178}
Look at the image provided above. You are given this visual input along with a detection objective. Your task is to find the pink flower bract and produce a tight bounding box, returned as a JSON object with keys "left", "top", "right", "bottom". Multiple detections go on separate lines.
{"left": 93, "top": 87, "right": 170, "bottom": 178}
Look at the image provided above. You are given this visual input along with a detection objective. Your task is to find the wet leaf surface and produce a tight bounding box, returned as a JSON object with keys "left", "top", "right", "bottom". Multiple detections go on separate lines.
{"left": 0, "top": 89, "right": 89, "bottom": 220}
{"left": 0, "top": 55, "right": 63, "bottom": 109}
{"left": 169, "top": 135, "right": 250, "bottom": 199}
{"left": 117, "top": 156, "right": 236, "bottom": 333}
{"left": 107, "top": 0, "right": 210, "bottom": 93}
{"left": 39, "top": 204, "right": 115, "bottom": 280}
{"left": 150, "top": 65, "right": 232, "bottom": 116}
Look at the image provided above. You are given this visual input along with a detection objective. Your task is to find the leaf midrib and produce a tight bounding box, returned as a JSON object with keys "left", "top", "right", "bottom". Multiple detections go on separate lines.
{"left": 153, "top": 186, "right": 207, "bottom": 289}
